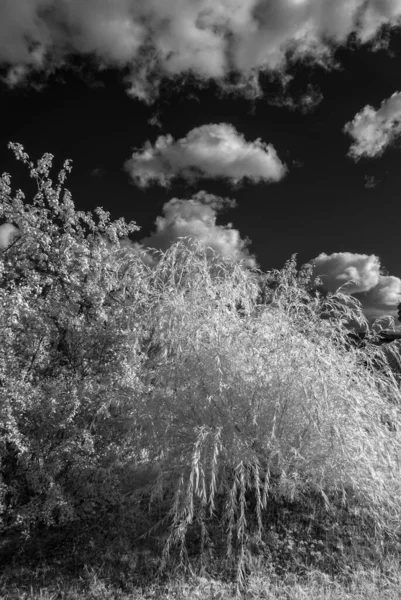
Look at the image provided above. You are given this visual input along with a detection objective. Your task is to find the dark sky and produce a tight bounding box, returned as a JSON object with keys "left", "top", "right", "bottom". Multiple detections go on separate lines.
{"left": 1, "top": 1, "right": 401, "bottom": 324}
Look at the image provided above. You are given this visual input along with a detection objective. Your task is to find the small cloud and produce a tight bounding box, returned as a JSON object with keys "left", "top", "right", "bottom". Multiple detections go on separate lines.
{"left": 148, "top": 114, "right": 162, "bottom": 129}
{"left": 364, "top": 175, "right": 379, "bottom": 189}
{"left": 269, "top": 84, "right": 323, "bottom": 114}
{"left": 140, "top": 190, "right": 256, "bottom": 268}
{"left": 2, "top": 64, "right": 30, "bottom": 87}
{"left": 0, "top": 223, "right": 18, "bottom": 249}
{"left": 292, "top": 159, "right": 304, "bottom": 169}
{"left": 125, "top": 123, "right": 286, "bottom": 187}
{"left": 344, "top": 92, "right": 401, "bottom": 160}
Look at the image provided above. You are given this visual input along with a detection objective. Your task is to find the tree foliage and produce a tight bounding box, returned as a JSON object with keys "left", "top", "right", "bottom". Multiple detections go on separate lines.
{"left": 0, "top": 144, "right": 147, "bottom": 535}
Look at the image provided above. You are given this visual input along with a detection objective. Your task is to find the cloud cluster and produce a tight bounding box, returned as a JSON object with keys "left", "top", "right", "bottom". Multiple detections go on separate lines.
{"left": 125, "top": 123, "right": 286, "bottom": 187}
{"left": 344, "top": 92, "right": 401, "bottom": 159}
{"left": 140, "top": 191, "right": 257, "bottom": 268}
{"left": 310, "top": 251, "right": 401, "bottom": 323}
{"left": 2, "top": 1, "right": 401, "bottom": 99}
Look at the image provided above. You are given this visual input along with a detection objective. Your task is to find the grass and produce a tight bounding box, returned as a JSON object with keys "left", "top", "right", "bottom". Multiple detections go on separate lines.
{"left": 132, "top": 244, "right": 401, "bottom": 585}
{"left": 2, "top": 563, "right": 401, "bottom": 599}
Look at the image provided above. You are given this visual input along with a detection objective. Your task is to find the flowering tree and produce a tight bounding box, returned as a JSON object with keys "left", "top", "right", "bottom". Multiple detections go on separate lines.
{"left": 0, "top": 144, "right": 149, "bottom": 538}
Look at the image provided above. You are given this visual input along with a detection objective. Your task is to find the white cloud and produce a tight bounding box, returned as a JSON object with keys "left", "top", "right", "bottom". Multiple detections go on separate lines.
{"left": 310, "top": 251, "right": 401, "bottom": 323}
{"left": 360, "top": 275, "right": 401, "bottom": 321}
{"left": 311, "top": 252, "right": 381, "bottom": 294}
{"left": 359, "top": 0, "right": 401, "bottom": 43}
{"left": 125, "top": 123, "right": 286, "bottom": 187}
{"left": 0, "top": 223, "right": 18, "bottom": 249}
{"left": 140, "top": 190, "right": 257, "bottom": 268}
{"left": 344, "top": 92, "right": 401, "bottom": 159}
{"left": 2, "top": 1, "right": 401, "bottom": 100}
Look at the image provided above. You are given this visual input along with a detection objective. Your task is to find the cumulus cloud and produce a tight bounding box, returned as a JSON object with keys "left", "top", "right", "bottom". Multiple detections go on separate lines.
{"left": 140, "top": 190, "right": 257, "bottom": 268}
{"left": 311, "top": 252, "right": 381, "bottom": 294}
{"left": 344, "top": 92, "right": 401, "bottom": 159}
{"left": 125, "top": 123, "right": 286, "bottom": 187}
{"left": 1, "top": 1, "right": 401, "bottom": 100}
{"left": 310, "top": 251, "right": 401, "bottom": 323}
{"left": 360, "top": 275, "right": 401, "bottom": 321}
{"left": 0, "top": 223, "right": 18, "bottom": 249}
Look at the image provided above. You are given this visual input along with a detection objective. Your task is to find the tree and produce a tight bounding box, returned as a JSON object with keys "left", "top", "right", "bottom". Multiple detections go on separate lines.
{"left": 0, "top": 143, "right": 149, "bottom": 541}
